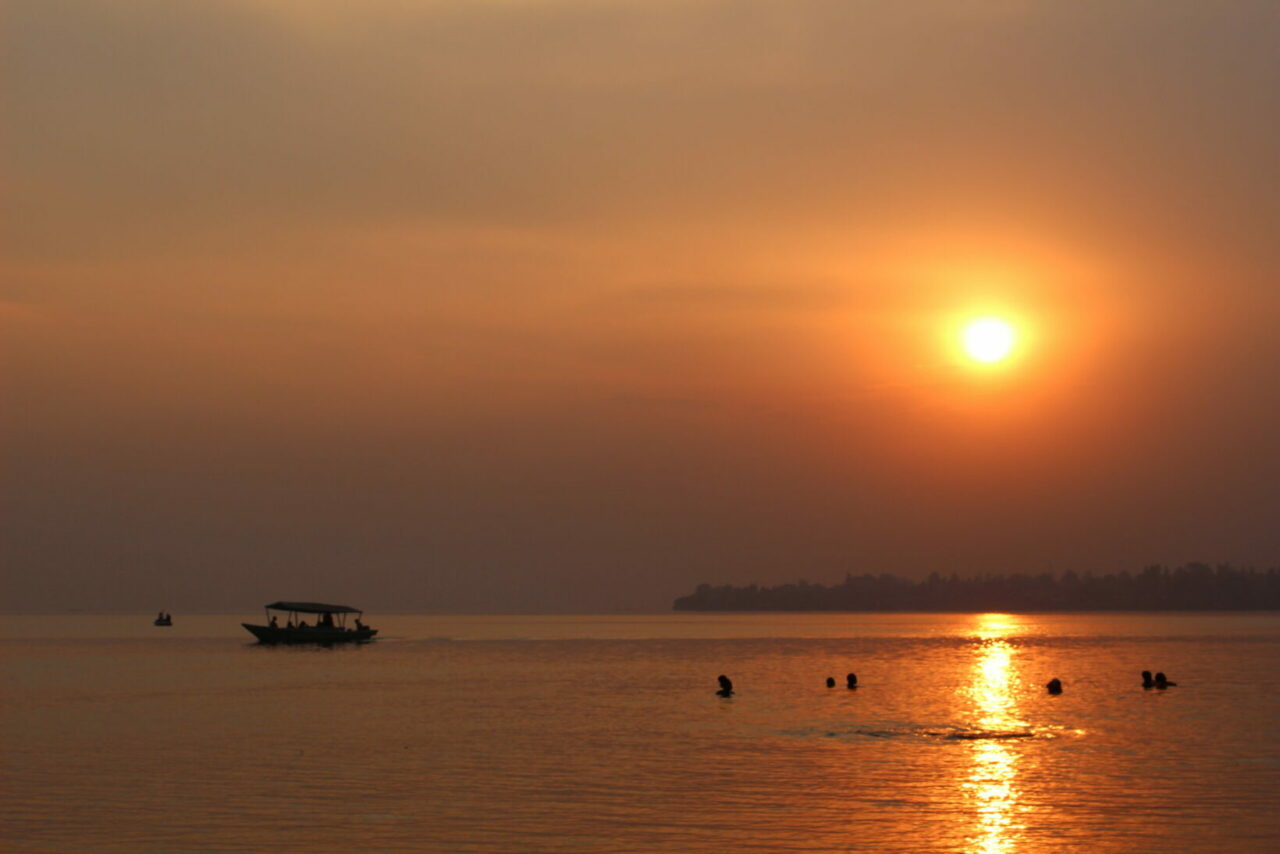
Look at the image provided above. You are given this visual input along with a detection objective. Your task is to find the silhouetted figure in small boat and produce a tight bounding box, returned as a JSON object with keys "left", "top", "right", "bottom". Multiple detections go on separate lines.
{"left": 716, "top": 675, "right": 734, "bottom": 697}
{"left": 1154, "top": 672, "right": 1177, "bottom": 689}
{"left": 1142, "top": 670, "right": 1155, "bottom": 689}
{"left": 847, "top": 673, "right": 858, "bottom": 689}
{"left": 269, "top": 615, "right": 279, "bottom": 628}
{"left": 1046, "top": 678, "right": 1063, "bottom": 694}
{"left": 826, "top": 676, "right": 836, "bottom": 688}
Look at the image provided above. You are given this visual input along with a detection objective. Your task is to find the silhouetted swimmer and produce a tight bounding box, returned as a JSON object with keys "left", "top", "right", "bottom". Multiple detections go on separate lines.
{"left": 826, "top": 676, "right": 836, "bottom": 688}
{"left": 846, "top": 673, "right": 857, "bottom": 689}
{"left": 1046, "top": 678, "right": 1063, "bottom": 694}
{"left": 716, "top": 675, "right": 734, "bottom": 697}
{"left": 1154, "top": 672, "right": 1177, "bottom": 689}
{"left": 1142, "top": 670, "right": 1155, "bottom": 689}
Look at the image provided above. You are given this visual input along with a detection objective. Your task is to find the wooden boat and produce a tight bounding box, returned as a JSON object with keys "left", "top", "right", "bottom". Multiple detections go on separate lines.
{"left": 242, "top": 601, "right": 378, "bottom": 645}
{"left": 154, "top": 613, "right": 172, "bottom": 626}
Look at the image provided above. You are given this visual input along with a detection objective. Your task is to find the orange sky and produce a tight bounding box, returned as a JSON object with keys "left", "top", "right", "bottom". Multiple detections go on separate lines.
{"left": 4, "top": 1, "right": 1279, "bottom": 612}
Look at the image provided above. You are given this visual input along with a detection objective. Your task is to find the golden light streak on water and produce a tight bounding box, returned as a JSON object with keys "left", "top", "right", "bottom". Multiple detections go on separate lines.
{"left": 967, "top": 740, "right": 1019, "bottom": 854}
{"left": 961, "top": 614, "right": 1030, "bottom": 854}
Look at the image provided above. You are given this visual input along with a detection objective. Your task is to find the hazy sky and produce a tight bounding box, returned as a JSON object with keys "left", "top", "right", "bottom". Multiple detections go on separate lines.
{"left": 4, "top": 0, "right": 1278, "bottom": 613}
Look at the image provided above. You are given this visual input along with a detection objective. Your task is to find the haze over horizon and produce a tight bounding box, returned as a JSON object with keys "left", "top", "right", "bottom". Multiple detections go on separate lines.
{"left": 4, "top": 1, "right": 1278, "bottom": 614}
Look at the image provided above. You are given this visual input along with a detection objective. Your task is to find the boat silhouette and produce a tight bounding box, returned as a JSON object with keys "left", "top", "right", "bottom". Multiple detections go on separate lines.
{"left": 242, "top": 601, "right": 377, "bottom": 645}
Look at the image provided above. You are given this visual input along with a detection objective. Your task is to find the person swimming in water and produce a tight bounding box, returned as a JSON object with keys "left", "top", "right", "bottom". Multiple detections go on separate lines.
{"left": 1142, "top": 670, "right": 1155, "bottom": 688}
{"left": 1154, "top": 672, "right": 1177, "bottom": 688}
{"left": 826, "top": 676, "right": 835, "bottom": 688}
{"left": 716, "top": 675, "right": 734, "bottom": 697}
{"left": 846, "top": 673, "right": 858, "bottom": 689}
{"left": 1046, "top": 678, "right": 1063, "bottom": 694}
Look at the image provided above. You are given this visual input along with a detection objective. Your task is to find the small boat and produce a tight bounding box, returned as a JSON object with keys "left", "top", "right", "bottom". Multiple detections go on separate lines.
{"left": 242, "top": 601, "right": 377, "bottom": 645}
{"left": 154, "top": 612, "right": 172, "bottom": 626}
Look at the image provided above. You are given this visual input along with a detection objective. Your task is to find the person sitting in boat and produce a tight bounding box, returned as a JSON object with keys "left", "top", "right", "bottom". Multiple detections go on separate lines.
{"left": 298, "top": 620, "right": 309, "bottom": 629}
{"left": 269, "top": 615, "right": 278, "bottom": 628}
{"left": 355, "top": 618, "right": 366, "bottom": 631}
{"left": 320, "top": 612, "right": 334, "bottom": 628}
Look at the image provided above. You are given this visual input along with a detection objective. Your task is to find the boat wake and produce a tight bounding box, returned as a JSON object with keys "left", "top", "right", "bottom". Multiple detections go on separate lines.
{"left": 781, "top": 723, "right": 1079, "bottom": 742}
{"left": 856, "top": 726, "right": 1034, "bottom": 741}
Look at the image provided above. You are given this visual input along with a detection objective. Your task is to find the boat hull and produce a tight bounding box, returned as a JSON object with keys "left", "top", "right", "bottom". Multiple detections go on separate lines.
{"left": 242, "top": 623, "right": 377, "bottom": 645}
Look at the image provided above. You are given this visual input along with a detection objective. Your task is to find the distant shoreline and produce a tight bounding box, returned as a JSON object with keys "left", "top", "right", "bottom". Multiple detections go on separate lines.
{"left": 674, "top": 564, "right": 1280, "bottom": 612}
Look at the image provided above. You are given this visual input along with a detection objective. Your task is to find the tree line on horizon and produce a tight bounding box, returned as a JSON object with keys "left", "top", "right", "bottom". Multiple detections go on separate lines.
{"left": 672, "top": 563, "right": 1280, "bottom": 612}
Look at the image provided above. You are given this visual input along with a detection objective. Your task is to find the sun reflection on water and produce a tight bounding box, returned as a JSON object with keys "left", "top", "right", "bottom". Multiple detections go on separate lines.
{"left": 961, "top": 614, "right": 1030, "bottom": 854}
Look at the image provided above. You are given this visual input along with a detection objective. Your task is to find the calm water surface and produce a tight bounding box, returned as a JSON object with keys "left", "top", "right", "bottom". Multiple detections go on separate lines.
{"left": 4, "top": 613, "right": 1279, "bottom": 852}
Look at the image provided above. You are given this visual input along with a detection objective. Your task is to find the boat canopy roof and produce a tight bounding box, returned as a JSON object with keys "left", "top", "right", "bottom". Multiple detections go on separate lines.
{"left": 265, "top": 601, "right": 361, "bottom": 614}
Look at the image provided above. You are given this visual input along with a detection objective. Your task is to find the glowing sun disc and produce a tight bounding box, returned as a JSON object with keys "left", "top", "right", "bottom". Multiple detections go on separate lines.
{"left": 962, "top": 318, "right": 1015, "bottom": 363}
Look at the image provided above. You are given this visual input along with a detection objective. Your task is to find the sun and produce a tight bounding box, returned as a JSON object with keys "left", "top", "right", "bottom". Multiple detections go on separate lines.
{"left": 961, "top": 318, "right": 1016, "bottom": 363}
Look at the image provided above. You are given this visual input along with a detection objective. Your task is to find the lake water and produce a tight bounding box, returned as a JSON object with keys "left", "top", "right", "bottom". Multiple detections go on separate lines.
{"left": 4, "top": 612, "right": 1279, "bottom": 852}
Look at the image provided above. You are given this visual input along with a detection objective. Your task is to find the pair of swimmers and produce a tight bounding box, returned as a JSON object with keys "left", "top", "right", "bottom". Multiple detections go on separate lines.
{"left": 825, "top": 674, "right": 858, "bottom": 689}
